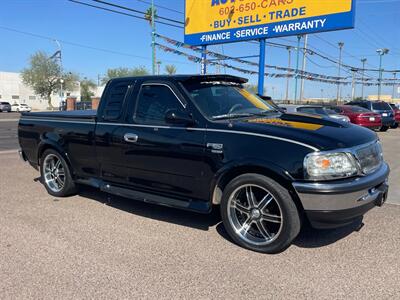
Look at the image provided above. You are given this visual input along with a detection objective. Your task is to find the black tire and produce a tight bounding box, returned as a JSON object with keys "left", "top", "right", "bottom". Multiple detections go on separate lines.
{"left": 40, "top": 149, "right": 77, "bottom": 197}
{"left": 380, "top": 126, "right": 389, "bottom": 132}
{"left": 220, "top": 173, "right": 301, "bottom": 254}
{"left": 390, "top": 123, "right": 398, "bottom": 129}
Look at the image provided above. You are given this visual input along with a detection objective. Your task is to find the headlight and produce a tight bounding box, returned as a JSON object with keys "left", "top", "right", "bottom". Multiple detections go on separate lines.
{"left": 304, "top": 152, "right": 359, "bottom": 180}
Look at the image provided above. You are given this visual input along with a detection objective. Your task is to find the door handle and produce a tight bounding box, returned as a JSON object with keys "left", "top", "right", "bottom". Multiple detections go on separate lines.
{"left": 124, "top": 133, "right": 138, "bottom": 143}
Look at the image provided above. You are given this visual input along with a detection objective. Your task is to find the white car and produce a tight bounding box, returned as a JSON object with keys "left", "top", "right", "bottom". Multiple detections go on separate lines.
{"left": 11, "top": 103, "right": 32, "bottom": 112}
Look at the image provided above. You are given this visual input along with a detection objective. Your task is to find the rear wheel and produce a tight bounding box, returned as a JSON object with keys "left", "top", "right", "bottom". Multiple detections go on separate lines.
{"left": 380, "top": 126, "right": 389, "bottom": 132}
{"left": 40, "top": 149, "right": 77, "bottom": 197}
{"left": 220, "top": 173, "right": 301, "bottom": 254}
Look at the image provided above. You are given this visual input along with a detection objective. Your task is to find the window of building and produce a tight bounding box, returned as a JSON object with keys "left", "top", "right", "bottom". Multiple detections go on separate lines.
{"left": 12, "top": 95, "right": 20, "bottom": 100}
{"left": 134, "top": 84, "right": 185, "bottom": 125}
{"left": 29, "top": 96, "right": 36, "bottom": 100}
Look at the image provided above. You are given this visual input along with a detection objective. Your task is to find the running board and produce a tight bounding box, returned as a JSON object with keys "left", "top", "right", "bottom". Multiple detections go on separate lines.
{"left": 76, "top": 178, "right": 210, "bottom": 213}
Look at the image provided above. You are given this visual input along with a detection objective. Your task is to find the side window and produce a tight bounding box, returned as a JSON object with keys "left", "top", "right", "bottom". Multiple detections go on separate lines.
{"left": 134, "top": 84, "right": 185, "bottom": 125}
{"left": 102, "top": 81, "right": 130, "bottom": 120}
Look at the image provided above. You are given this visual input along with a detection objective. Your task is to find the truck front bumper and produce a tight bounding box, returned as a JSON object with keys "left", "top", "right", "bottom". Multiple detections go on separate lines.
{"left": 293, "top": 163, "right": 390, "bottom": 229}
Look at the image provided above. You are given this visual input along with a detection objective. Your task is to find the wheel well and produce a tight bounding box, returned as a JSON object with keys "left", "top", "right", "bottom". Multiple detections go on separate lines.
{"left": 212, "top": 166, "right": 305, "bottom": 213}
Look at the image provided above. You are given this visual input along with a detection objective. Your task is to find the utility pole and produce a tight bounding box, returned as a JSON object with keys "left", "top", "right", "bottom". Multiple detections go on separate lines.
{"left": 336, "top": 42, "right": 344, "bottom": 103}
{"left": 377, "top": 48, "right": 389, "bottom": 101}
{"left": 157, "top": 61, "right": 161, "bottom": 75}
{"left": 54, "top": 40, "right": 63, "bottom": 110}
{"left": 361, "top": 58, "right": 367, "bottom": 99}
{"left": 294, "top": 35, "right": 302, "bottom": 104}
{"left": 351, "top": 68, "right": 356, "bottom": 101}
{"left": 151, "top": 0, "right": 156, "bottom": 75}
{"left": 285, "top": 46, "right": 292, "bottom": 101}
{"left": 257, "top": 39, "right": 266, "bottom": 96}
{"left": 300, "top": 34, "right": 308, "bottom": 102}
{"left": 392, "top": 72, "right": 397, "bottom": 100}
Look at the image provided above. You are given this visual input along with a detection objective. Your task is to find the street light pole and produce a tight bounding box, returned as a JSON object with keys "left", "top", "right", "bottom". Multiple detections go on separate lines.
{"left": 54, "top": 40, "right": 63, "bottom": 110}
{"left": 351, "top": 68, "right": 356, "bottom": 101}
{"left": 300, "top": 34, "right": 308, "bottom": 102}
{"left": 285, "top": 46, "right": 292, "bottom": 101}
{"left": 336, "top": 42, "right": 344, "bottom": 103}
{"left": 392, "top": 72, "right": 397, "bottom": 100}
{"left": 377, "top": 48, "right": 389, "bottom": 101}
{"left": 294, "top": 35, "right": 302, "bottom": 104}
{"left": 361, "top": 58, "right": 367, "bottom": 99}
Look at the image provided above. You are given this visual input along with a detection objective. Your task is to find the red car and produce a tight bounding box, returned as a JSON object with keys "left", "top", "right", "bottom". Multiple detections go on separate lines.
{"left": 389, "top": 104, "right": 400, "bottom": 128}
{"left": 331, "top": 105, "right": 382, "bottom": 130}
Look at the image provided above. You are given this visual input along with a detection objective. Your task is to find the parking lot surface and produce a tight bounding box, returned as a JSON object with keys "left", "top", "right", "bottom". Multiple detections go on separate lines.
{"left": 1, "top": 118, "right": 399, "bottom": 299}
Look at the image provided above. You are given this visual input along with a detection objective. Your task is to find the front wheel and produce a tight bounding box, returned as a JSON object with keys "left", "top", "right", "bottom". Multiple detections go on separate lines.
{"left": 220, "top": 174, "right": 301, "bottom": 254}
{"left": 40, "top": 149, "right": 77, "bottom": 197}
{"left": 380, "top": 126, "right": 389, "bottom": 132}
{"left": 390, "top": 123, "right": 398, "bottom": 129}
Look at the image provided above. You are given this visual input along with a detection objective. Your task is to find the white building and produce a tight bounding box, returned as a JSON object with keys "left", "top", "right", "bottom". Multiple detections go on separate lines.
{"left": 0, "top": 71, "right": 83, "bottom": 110}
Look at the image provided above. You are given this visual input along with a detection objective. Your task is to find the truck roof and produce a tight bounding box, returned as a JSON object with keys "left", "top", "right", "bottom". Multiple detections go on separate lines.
{"left": 109, "top": 74, "right": 248, "bottom": 84}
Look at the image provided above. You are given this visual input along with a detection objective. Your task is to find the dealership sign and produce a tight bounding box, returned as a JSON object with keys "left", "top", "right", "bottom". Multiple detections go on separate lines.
{"left": 184, "top": 0, "right": 356, "bottom": 45}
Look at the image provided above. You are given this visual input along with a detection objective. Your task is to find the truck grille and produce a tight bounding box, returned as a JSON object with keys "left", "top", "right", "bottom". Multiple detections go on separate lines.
{"left": 355, "top": 142, "right": 383, "bottom": 174}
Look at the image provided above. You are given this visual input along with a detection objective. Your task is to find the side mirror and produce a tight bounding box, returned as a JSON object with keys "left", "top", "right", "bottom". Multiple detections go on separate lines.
{"left": 165, "top": 109, "right": 194, "bottom": 126}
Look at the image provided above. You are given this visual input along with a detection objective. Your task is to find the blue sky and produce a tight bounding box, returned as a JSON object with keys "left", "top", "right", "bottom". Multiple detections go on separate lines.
{"left": 0, "top": 0, "right": 399, "bottom": 99}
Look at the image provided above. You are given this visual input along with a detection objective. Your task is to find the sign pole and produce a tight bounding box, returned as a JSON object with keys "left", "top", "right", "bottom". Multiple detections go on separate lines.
{"left": 201, "top": 45, "right": 207, "bottom": 75}
{"left": 258, "top": 39, "right": 266, "bottom": 96}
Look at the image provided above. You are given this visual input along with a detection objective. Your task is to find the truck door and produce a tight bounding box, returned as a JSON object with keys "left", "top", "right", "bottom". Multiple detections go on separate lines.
{"left": 97, "top": 80, "right": 208, "bottom": 204}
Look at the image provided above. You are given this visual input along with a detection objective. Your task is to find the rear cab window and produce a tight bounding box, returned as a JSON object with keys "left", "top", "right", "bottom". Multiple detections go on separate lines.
{"left": 99, "top": 80, "right": 134, "bottom": 121}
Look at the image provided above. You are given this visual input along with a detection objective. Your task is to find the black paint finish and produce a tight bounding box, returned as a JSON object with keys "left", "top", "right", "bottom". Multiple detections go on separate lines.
{"left": 19, "top": 75, "right": 378, "bottom": 213}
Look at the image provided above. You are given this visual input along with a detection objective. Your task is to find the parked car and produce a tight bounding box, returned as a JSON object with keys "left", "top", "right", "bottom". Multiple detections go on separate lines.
{"left": 0, "top": 101, "right": 11, "bottom": 112}
{"left": 280, "top": 105, "right": 350, "bottom": 123}
{"left": 389, "top": 104, "right": 400, "bottom": 128}
{"left": 329, "top": 105, "right": 382, "bottom": 131}
{"left": 345, "top": 100, "right": 395, "bottom": 131}
{"left": 18, "top": 75, "right": 389, "bottom": 253}
{"left": 11, "top": 103, "right": 32, "bottom": 112}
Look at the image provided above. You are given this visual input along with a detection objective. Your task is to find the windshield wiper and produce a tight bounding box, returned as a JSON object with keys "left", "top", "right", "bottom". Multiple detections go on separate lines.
{"left": 250, "top": 109, "right": 282, "bottom": 116}
{"left": 211, "top": 113, "right": 254, "bottom": 120}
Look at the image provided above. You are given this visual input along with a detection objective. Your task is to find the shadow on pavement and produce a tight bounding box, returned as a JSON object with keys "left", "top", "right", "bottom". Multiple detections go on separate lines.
{"left": 293, "top": 217, "right": 364, "bottom": 249}
{"left": 77, "top": 185, "right": 221, "bottom": 231}
{"left": 43, "top": 182, "right": 365, "bottom": 249}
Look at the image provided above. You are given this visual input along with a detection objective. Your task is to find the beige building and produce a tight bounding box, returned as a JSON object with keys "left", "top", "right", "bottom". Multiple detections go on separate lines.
{"left": 0, "top": 71, "right": 103, "bottom": 110}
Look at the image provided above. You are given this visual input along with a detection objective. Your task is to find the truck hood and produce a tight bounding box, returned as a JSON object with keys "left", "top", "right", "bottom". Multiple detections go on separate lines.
{"left": 224, "top": 113, "right": 377, "bottom": 151}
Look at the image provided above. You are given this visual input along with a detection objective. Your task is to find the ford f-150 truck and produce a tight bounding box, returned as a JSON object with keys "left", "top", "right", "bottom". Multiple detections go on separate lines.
{"left": 18, "top": 75, "right": 389, "bottom": 253}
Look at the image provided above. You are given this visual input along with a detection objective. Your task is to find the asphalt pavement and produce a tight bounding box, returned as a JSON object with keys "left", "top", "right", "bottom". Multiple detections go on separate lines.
{"left": 0, "top": 114, "right": 399, "bottom": 299}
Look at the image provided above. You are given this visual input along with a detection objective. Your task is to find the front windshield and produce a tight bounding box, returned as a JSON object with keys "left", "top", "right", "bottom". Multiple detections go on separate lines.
{"left": 182, "top": 82, "right": 274, "bottom": 119}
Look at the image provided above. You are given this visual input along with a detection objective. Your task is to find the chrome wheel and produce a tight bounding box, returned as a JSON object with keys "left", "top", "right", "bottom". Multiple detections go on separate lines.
{"left": 43, "top": 154, "right": 65, "bottom": 193}
{"left": 227, "top": 184, "right": 283, "bottom": 246}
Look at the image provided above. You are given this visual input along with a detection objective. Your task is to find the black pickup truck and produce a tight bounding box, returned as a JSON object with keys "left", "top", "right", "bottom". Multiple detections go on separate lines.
{"left": 18, "top": 75, "right": 389, "bottom": 253}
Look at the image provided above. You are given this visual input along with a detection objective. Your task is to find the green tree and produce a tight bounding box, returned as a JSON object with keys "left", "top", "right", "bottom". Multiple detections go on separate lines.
{"left": 244, "top": 84, "right": 259, "bottom": 94}
{"left": 80, "top": 78, "right": 96, "bottom": 102}
{"left": 144, "top": 7, "right": 158, "bottom": 25}
{"left": 165, "top": 64, "right": 177, "bottom": 75}
{"left": 21, "top": 51, "right": 78, "bottom": 109}
{"left": 101, "top": 66, "right": 149, "bottom": 84}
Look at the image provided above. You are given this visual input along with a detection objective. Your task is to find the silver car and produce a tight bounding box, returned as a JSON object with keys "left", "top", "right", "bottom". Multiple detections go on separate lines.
{"left": 0, "top": 102, "right": 12, "bottom": 112}
{"left": 280, "top": 105, "right": 350, "bottom": 122}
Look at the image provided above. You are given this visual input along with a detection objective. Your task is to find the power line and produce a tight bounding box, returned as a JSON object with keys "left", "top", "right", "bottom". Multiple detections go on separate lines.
{"left": 0, "top": 25, "right": 193, "bottom": 66}
{"left": 134, "top": 0, "right": 184, "bottom": 15}
{"left": 91, "top": 0, "right": 184, "bottom": 24}
{"left": 68, "top": 0, "right": 183, "bottom": 28}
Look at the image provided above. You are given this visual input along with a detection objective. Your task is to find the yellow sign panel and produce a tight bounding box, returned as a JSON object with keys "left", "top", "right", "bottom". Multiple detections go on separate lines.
{"left": 184, "top": 0, "right": 355, "bottom": 45}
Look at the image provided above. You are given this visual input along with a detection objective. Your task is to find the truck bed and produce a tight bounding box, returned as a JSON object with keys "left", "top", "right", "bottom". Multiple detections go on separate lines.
{"left": 21, "top": 110, "right": 97, "bottom": 119}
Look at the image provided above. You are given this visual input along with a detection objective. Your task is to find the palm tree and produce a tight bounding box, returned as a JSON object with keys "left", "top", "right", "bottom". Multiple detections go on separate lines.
{"left": 144, "top": 7, "right": 157, "bottom": 25}
{"left": 165, "top": 64, "right": 177, "bottom": 75}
